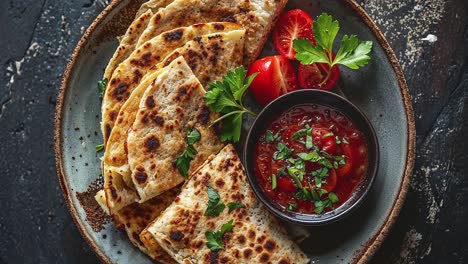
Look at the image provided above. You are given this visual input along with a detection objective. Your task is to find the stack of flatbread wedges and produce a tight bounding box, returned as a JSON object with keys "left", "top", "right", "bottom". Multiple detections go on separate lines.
{"left": 94, "top": 0, "right": 310, "bottom": 263}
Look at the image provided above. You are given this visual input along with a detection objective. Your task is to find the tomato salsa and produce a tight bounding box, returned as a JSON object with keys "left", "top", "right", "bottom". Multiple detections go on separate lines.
{"left": 254, "top": 104, "right": 369, "bottom": 214}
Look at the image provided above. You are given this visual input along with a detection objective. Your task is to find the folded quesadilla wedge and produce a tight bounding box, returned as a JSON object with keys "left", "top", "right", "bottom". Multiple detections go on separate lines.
{"left": 113, "top": 187, "right": 180, "bottom": 264}
{"left": 100, "top": 29, "right": 245, "bottom": 213}
{"left": 126, "top": 56, "right": 230, "bottom": 202}
{"left": 144, "top": 144, "right": 310, "bottom": 264}
{"left": 101, "top": 22, "right": 243, "bottom": 144}
{"left": 135, "top": 0, "right": 175, "bottom": 18}
{"left": 137, "top": 0, "right": 288, "bottom": 65}
{"left": 102, "top": 10, "right": 154, "bottom": 83}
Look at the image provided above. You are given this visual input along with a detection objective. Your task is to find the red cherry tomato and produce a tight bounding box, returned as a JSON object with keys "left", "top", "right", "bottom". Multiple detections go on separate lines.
{"left": 321, "top": 169, "right": 337, "bottom": 192}
{"left": 312, "top": 128, "right": 337, "bottom": 154}
{"left": 277, "top": 177, "right": 297, "bottom": 192}
{"left": 248, "top": 56, "right": 298, "bottom": 105}
{"left": 298, "top": 62, "right": 340, "bottom": 90}
{"left": 273, "top": 9, "right": 316, "bottom": 60}
{"left": 336, "top": 155, "right": 353, "bottom": 177}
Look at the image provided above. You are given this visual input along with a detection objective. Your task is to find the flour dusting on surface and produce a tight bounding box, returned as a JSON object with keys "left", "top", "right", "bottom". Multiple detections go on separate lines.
{"left": 363, "top": 0, "right": 446, "bottom": 70}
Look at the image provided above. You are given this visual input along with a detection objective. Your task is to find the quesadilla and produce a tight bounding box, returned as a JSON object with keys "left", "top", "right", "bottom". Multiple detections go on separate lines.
{"left": 126, "top": 57, "right": 227, "bottom": 202}
{"left": 101, "top": 29, "right": 245, "bottom": 213}
{"left": 101, "top": 22, "right": 243, "bottom": 144}
{"left": 144, "top": 144, "right": 310, "bottom": 264}
{"left": 113, "top": 187, "right": 180, "bottom": 264}
{"left": 135, "top": 0, "right": 175, "bottom": 18}
{"left": 136, "top": 0, "right": 288, "bottom": 66}
{"left": 102, "top": 10, "right": 154, "bottom": 83}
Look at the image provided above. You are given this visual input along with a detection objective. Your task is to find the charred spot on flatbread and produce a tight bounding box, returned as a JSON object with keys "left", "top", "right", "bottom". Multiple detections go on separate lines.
{"left": 144, "top": 135, "right": 160, "bottom": 152}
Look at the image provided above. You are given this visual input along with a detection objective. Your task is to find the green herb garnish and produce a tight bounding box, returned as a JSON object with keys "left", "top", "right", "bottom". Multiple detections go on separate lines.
{"left": 227, "top": 202, "right": 246, "bottom": 213}
{"left": 291, "top": 129, "right": 308, "bottom": 140}
{"left": 95, "top": 144, "right": 104, "bottom": 152}
{"left": 205, "top": 220, "right": 234, "bottom": 251}
{"left": 265, "top": 130, "right": 280, "bottom": 143}
{"left": 314, "top": 192, "right": 339, "bottom": 214}
{"left": 176, "top": 128, "right": 201, "bottom": 178}
{"left": 293, "top": 13, "right": 373, "bottom": 87}
{"left": 271, "top": 173, "right": 277, "bottom": 190}
{"left": 322, "top": 132, "right": 334, "bottom": 139}
{"left": 98, "top": 79, "right": 107, "bottom": 98}
{"left": 204, "top": 185, "right": 226, "bottom": 217}
{"left": 335, "top": 136, "right": 342, "bottom": 144}
{"left": 342, "top": 137, "right": 350, "bottom": 144}
{"left": 204, "top": 66, "right": 257, "bottom": 142}
{"left": 288, "top": 203, "right": 298, "bottom": 212}
{"left": 273, "top": 143, "right": 294, "bottom": 160}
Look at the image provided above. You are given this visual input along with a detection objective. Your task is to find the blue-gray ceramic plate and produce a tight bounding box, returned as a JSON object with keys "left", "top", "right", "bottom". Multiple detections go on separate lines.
{"left": 54, "top": 0, "right": 415, "bottom": 263}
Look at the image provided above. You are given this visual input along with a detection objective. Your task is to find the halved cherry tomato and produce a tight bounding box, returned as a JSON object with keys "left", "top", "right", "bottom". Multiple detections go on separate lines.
{"left": 248, "top": 55, "right": 298, "bottom": 105}
{"left": 277, "top": 177, "right": 297, "bottom": 192}
{"left": 321, "top": 169, "right": 337, "bottom": 192}
{"left": 312, "top": 128, "right": 337, "bottom": 154}
{"left": 336, "top": 155, "right": 352, "bottom": 177}
{"left": 298, "top": 62, "right": 340, "bottom": 90}
{"left": 273, "top": 9, "right": 316, "bottom": 60}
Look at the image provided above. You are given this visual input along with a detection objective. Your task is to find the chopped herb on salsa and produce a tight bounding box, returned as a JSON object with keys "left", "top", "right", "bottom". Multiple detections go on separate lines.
{"left": 254, "top": 104, "right": 369, "bottom": 214}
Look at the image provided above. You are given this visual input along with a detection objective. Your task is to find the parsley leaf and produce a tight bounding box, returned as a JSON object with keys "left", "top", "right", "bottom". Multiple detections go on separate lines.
{"left": 293, "top": 13, "right": 373, "bottom": 70}
{"left": 204, "top": 66, "right": 257, "bottom": 142}
{"left": 95, "top": 144, "right": 104, "bottom": 152}
{"left": 98, "top": 79, "right": 107, "bottom": 98}
{"left": 265, "top": 130, "right": 280, "bottom": 143}
{"left": 227, "top": 202, "right": 246, "bottom": 213}
{"left": 291, "top": 128, "right": 308, "bottom": 140}
{"left": 204, "top": 185, "right": 226, "bottom": 217}
{"left": 176, "top": 128, "right": 201, "bottom": 178}
{"left": 273, "top": 143, "right": 294, "bottom": 160}
{"left": 205, "top": 220, "right": 234, "bottom": 251}
{"left": 187, "top": 128, "right": 201, "bottom": 145}
{"left": 293, "top": 38, "right": 329, "bottom": 65}
{"left": 335, "top": 35, "right": 373, "bottom": 69}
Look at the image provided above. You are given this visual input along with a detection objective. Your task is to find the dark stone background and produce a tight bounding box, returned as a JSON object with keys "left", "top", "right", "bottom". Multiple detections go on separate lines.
{"left": 0, "top": 0, "right": 466, "bottom": 263}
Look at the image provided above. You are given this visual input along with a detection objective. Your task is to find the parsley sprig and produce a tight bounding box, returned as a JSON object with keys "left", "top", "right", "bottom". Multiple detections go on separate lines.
{"left": 204, "top": 66, "right": 258, "bottom": 142}
{"left": 204, "top": 185, "right": 245, "bottom": 217}
{"left": 293, "top": 13, "right": 373, "bottom": 86}
{"left": 176, "top": 128, "right": 201, "bottom": 178}
{"left": 204, "top": 185, "right": 226, "bottom": 217}
{"left": 98, "top": 79, "right": 107, "bottom": 98}
{"left": 205, "top": 220, "right": 234, "bottom": 252}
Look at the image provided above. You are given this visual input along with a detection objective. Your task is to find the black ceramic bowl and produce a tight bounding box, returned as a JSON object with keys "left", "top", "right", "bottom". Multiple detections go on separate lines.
{"left": 243, "top": 89, "right": 379, "bottom": 226}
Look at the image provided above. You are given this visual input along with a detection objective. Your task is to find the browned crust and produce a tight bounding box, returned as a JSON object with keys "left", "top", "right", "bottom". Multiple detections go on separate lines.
{"left": 54, "top": 0, "right": 415, "bottom": 263}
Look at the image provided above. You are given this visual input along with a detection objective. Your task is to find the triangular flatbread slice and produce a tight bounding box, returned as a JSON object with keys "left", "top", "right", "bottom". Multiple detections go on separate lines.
{"left": 101, "top": 22, "right": 243, "bottom": 144}
{"left": 137, "top": 0, "right": 288, "bottom": 65}
{"left": 101, "top": 28, "right": 244, "bottom": 213}
{"left": 144, "top": 145, "right": 310, "bottom": 263}
{"left": 135, "top": 0, "right": 175, "bottom": 18}
{"left": 102, "top": 10, "right": 153, "bottom": 83}
{"left": 127, "top": 29, "right": 244, "bottom": 202}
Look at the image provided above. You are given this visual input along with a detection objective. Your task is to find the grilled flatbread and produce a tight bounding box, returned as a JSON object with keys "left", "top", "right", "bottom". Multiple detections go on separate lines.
{"left": 137, "top": 0, "right": 288, "bottom": 66}
{"left": 101, "top": 29, "right": 244, "bottom": 213}
{"left": 114, "top": 187, "right": 180, "bottom": 264}
{"left": 144, "top": 144, "right": 310, "bottom": 264}
{"left": 102, "top": 10, "right": 154, "bottom": 83}
{"left": 101, "top": 22, "right": 243, "bottom": 144}
{"left": 125, "top": 55, "right": 230, "bottom": 202}
{"left": 135, "top": 0, "right": 175, "bottom": 18}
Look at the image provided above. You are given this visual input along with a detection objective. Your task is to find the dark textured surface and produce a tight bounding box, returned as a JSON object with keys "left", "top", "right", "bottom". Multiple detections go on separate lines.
{"left": 0, "top": 0, "right": 466, "bottom": 263}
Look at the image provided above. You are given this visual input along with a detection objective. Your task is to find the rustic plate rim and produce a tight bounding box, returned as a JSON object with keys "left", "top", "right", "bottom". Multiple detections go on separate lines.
{"left": 53, "top": 0, "right": 416, "bottom": 263}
